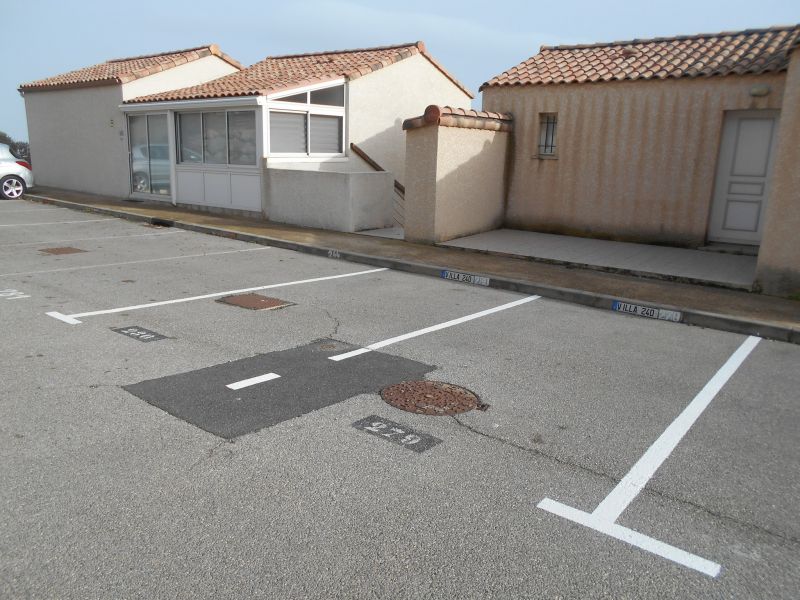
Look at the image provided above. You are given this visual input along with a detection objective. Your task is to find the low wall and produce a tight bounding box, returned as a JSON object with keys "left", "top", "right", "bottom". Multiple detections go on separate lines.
{"left": 403, "top": 106, "right": 512, "bottom": 243}
{"left": 263, "top": 167, "right": 393, "bottom": 233}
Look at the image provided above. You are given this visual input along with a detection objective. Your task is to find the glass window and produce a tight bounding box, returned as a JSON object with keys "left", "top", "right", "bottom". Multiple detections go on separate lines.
{"left": 538, "top": 113, "right": 557, "bottom": 156}
{"left": 270, "top": 112, "right": 307, "bottom": 153}
{"left": 178, "top": 113, "right": 202, "bottom": 163}
{"left": 203, "top": 112, "right": 227, "bottom": 164}
{"left": 275, "top": 92, "right": 307, "bottom": 103}
{"left": 129, "top": 115, "right": 150, "bottom": 193}
{"left": 129, "top": 114, "right": 171, "bottom": 196}
{"left": 309, "top": 115, "right": 342, "bottom": 153}
{"left": 310, "top": 85, "right": 344, "bottom": 106}
{"left": 227, "top": 111, "right": 257, "bottom": 165}
{"left": 146, "top": 114, "right": 170, "bottom": 195}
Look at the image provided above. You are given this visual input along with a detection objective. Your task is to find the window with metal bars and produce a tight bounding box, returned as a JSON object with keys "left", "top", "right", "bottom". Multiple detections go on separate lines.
{"left": 538, "top": 113, "right": 558, "bottom": 156}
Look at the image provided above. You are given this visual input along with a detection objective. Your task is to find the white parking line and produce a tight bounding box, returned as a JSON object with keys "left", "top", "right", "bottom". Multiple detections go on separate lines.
{"left": 0, "top": 207, "right": 67, "bottom": 213}
{"left": 537, "top": 335, "right": 761, "bottom": 577}
{"left": 0, "top": 247, "right": 270, "bottom": 278}
{"left": 328, "top": 295, "right": 540, "bottom": 361}
{"left": 226, "top": 372, "right": 281, "bottom": 390}
{"left": 46, "top": 267, "right": 387, "bottom": 324}
{"left": 0, "top": 230, "right": 183, "bottom": 248}
{"left": 0, "top": 219, "right": 112, "bottom": 227}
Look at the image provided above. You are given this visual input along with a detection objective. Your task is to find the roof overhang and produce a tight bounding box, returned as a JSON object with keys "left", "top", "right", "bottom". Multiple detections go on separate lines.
{"left": 120, "top": 95, "right": 262, "bottom": 112}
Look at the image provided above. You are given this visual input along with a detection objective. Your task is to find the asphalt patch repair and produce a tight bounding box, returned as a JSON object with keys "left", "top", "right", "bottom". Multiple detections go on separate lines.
{"left": 123, "top": 339, "right": 435, "bottom": 439}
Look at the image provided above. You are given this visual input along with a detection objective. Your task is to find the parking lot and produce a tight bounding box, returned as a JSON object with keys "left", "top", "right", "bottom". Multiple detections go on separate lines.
{"left": 2, "top": 198, "right": 799, "bottom": 599}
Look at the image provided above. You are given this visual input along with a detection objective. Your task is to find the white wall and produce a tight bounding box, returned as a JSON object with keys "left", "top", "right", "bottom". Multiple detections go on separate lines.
{"left": 24, "top": 85, "right": 131, "bottom": 197}
{"left": 347, "top": 53, "right": 473, "bottom": 184}
{"left": 121, "top": 56, "right": 240, "bottom": 101}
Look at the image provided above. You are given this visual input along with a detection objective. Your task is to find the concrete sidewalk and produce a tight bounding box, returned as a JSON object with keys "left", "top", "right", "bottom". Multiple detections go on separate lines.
{"left": 17, "top": 188, "right": 800, "bottom": 343}
{"left": 442, "top": 229, "right": 757, "bottom": 290}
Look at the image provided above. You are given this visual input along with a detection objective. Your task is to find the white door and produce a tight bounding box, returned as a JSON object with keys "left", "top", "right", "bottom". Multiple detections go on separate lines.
{"left": 708, "top": 110, "right": 779, "bottom": 245}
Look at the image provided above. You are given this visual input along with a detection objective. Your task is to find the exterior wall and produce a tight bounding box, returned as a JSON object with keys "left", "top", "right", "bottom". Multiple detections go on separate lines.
{"left": 756, "top": 54, "right": 800, "bottom": 296}
{"left": 24, "top": 85, "right": 130, "bottom": 197}
{"left": 263, "top": 167, "right": 393, "bottom": 232}
{"left": 405, "top": 125, "right": 509, "bottom": 243}
{"left": 347, "top": 53, "right": 473, "bottom": 184}
{"left": 482, "top": 73, "right": 785, "bottom": 246}
{"left": 121, "top": 56, "right": 240, "bottom": 101}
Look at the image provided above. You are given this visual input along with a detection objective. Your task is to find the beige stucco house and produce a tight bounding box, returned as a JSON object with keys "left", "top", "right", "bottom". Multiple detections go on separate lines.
{"left": 19, "top": 46, "right": 243, "bottom": 199}
{"left": 403, "top": 25, "right": 800, "bottom": 295}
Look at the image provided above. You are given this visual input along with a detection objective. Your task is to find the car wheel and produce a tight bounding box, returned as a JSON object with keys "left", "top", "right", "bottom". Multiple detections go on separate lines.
{"left": 132, "top": 172, "right": 149, "bottom": 193}
{"left": 1, "top": 175, "right": 25, "bottom": 199}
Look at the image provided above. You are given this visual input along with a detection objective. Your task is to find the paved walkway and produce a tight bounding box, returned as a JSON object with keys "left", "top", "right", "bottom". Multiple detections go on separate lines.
{"left": 443, "top": 229, "right": 757, "bottom": 289}
{"left": 15, "top": 188, "right": 800, "bottom": 342}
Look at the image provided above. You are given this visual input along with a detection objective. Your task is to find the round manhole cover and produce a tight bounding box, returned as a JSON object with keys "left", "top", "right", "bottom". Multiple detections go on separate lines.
{"left": 381, "top": 381, "right": 487, "bottom": 416}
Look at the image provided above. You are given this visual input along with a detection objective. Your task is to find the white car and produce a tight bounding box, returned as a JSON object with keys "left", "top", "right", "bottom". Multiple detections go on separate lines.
{"left": 0, "top": 143, "right": 33, "bottom": 199}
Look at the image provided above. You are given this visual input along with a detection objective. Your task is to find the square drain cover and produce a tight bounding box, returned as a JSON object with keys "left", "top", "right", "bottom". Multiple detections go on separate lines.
{"left": 216, "top": 293, "right": 294, "bottom": 311}
{"left": 39, "top": 247, "right": 86, "bottom": 255}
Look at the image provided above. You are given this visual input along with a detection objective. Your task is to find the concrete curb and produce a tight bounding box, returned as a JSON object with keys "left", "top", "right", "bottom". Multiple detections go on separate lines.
{"left": 24, "top": 193, "right": 800, "bottom": 345}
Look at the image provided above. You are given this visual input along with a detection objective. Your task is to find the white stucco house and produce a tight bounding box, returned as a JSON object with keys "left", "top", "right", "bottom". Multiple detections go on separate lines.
{"left": 21, "top": 41, "right": 473, "bottom": 232}
{"left": 19, "top": 45, "right": 243, "bottom": 199}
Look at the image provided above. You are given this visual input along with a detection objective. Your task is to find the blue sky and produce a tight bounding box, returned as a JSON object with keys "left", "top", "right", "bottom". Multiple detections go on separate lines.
{"left": 6, "top": 0, "right": 798, "bottom": 141}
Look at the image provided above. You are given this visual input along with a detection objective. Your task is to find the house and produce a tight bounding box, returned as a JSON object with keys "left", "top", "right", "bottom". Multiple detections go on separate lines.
{"left": 19, "top": 45, "right": 243, "bottom": 198}
{"left": 20, "top": 41, "right": 472, "bottom": 233}
{"left": 403, "top": 25, "right": 800, "bottom": 295}
{"left": 122, "top": 42, "right": 472, "bottom": 232}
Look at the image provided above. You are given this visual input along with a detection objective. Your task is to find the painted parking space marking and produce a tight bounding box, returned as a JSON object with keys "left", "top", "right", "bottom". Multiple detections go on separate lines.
{"left": 0, "top": 218, "right": 112, "bottom": 227}
{"left": 111, "top": 326, "right": 168, "bottom": 343}
{"left": 440, "top": 269, "right": 490, "bottom": 286}
{"left": 0, "top": 246, "right": 270, "bottom": 278}
{"left": 329, "top": 295, "right": 540, "bottom": 361}
{"left": 226, "top": 372, "right": 281, "bottom": 390}
{"left": 0, "top": 230, "right": 184, "bottom": 248}
{"left": 537, "top": 335, "right": 761, "bottom": 577}
{"left": 1, "top": 288, "right": 30, "bottom": 300}
{"left": 46, "top": 267, "right": 387, "bottom": 324}
{"left": 123, "top": 339, "right": 434, "bottom": 439}
{"left": 0, "top": 207, "right": 69, "bottom": 213}
{"left": 352, "top": 415, "right": 442, "bottom": 453}
{"left": 612, "top": 300, "right": 682, "bottom": 323}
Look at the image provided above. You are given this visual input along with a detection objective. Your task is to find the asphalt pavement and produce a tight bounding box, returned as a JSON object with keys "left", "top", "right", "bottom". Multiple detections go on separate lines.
{"left": 1, "top": 199, "right": 798, "bottom": 599}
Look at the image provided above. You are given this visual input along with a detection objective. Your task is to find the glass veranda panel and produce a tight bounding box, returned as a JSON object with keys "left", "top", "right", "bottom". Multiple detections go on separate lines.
{"left": 270, "top": 112, "right": 307, "bottom": 153}
{"left": 203, "top": 112, "right": 228, "bottom": 164}
{"left": 146, "top": 114, "right": 170, "bottom": 195}
{"left": 309, "top": 115, "right": 342, "bottom": 154}
{"left": 178, "top": 113, "right": 202, "bottom": 163}
{"left": 228, "top": 111, "right": 257, "bottom": 165}
{"left": 129, "top": 115, "right": 150, "bottom": 193}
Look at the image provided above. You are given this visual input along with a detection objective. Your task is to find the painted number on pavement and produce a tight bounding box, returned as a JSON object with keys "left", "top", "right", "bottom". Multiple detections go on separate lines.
{"left": 352, "top": 415, "right": 442, "bottom": 453}
{"left": 111, "top": 326, "right": 168, "bottom": 343}
{"left": 440, "top": 270, "right": 490, "bottom": 286}
{"left": 612, "top": 301, "right": 682, "bottom": 323}
{"left": 0, "top": 288, "right": 30, "bottom": 300}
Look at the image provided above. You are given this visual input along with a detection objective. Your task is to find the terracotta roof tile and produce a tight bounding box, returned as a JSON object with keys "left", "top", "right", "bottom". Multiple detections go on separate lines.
{"left": 19, "top": 45, "right": 243, "bottom": 92}
{"left": 481, "top": 25, "right": 800, "bottom": 90}
{"left": 402, "top": 105, "right": 513, "bottom": 131}
{"left": 127, "top": 41, "right": 473, "bottom": 103}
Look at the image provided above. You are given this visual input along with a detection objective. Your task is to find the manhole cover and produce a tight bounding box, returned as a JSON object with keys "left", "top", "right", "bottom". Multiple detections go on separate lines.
{"left": 381, "top": 381, "right": 488, "bottom": 415}
{"left": 216, "top": 294, "right": 294, "bottom": 311}
{"left": 39, "top": 247, "right": 86, "bottom": 255}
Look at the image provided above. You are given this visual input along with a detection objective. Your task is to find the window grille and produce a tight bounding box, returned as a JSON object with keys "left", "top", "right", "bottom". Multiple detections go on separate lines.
{"left": 538, "top": 113, "right": 557, "bottom": 156}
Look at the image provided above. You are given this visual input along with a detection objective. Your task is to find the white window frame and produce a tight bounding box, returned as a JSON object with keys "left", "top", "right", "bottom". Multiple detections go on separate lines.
{"left": 175, "top": 108, "right": 260, "bottom": 169}
{"left": 265, "top": 79, "right": 346, "bottom": 158}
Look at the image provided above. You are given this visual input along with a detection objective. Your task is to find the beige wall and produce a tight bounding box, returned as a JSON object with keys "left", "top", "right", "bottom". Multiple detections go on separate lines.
{"left": 121, "top": 55, "right": 240, "bottom": 100}
{"left": 24, "top": 85, "right": 131, "bottom": 197}
{"left": 483, "top": 73, "right": 786, "bottom": 246}
{"left": 405, "top": 125, "right": 508, "bottom": 243}
{"left": 756, "top": 54, "right": 800, "bottom": 296}
{"left": 23, "top": 56, "right": 241, "bottom": 199}
{"left": 348, "top": 53, "right": 473, "bottom": 184}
